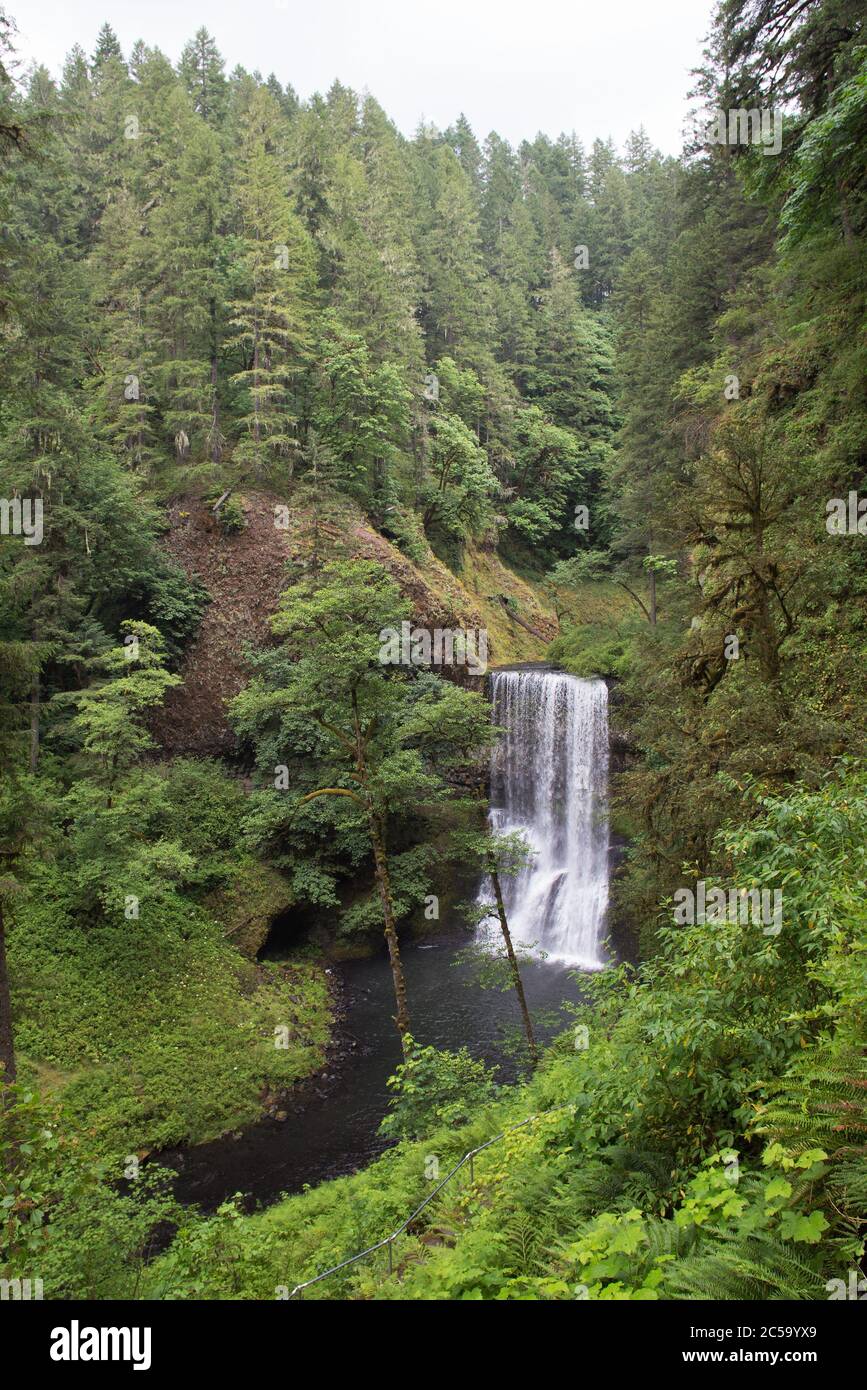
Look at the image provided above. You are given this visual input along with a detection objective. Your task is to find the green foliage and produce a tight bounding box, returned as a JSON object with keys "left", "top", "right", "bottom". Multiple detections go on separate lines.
{"left": 548, "top": 620, "right": 637, "bottom": 679}
{"left": 214, "top": 494, "right": 247, "bottom": 533}
{"left": 63, "top": 621, "right": 181, "bottom": 781}
{"left": 420, "top": 411, "right": 498, "bottom": 557}
{"left": 556, "top": 1209, "right": 672, "bottom": 1300}
{"left": 781, "top": 49, "right": 867, "bottom": 245}
{"left": 0, "top": 1083, "right": 182, "bottom": 1299}
{"left": 142, "top": 770, "right": 866, "bottom": 1301}
{"left": 8, "top": 754, "right": 333, "bottom": 1156}
{"left": 226, "top": 86, "right": 316, "bottom": 483}
{"left": 2, "top": 5, "right": 866, "bottom": 1307}
{"left": 230, "top": 560, "right": 493, "bottom": 936}
{"left": 380, "top": 1037, "right": 499, "bottom": 1141}
{"left": 136, "top": 562, "right": 210, "bottom": 664}
{"left": 309, "top": 312, "right": 412, "bottom": 507}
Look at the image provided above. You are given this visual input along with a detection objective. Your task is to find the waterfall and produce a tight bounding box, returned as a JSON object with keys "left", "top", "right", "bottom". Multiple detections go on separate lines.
{"left": 479, "top": 668, "right": 610, "bottom": 969}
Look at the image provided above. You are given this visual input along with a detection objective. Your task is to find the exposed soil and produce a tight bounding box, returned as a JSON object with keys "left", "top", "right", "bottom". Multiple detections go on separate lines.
{"left": 151, "top": 487, "right": 556, "bottom": 756}
{"left": 152, "top": 494, "right": 293, "bottom": 756}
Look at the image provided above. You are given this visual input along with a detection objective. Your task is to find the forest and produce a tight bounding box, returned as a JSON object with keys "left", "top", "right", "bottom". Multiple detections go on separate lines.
{"left": 0, "top": 0, "right": 865, "bottom": 1316}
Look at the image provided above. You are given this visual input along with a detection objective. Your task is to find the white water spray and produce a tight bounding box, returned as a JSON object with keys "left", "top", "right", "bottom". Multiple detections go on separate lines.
{"left": 480, "top": 668, "right": 610, "bottom": 969}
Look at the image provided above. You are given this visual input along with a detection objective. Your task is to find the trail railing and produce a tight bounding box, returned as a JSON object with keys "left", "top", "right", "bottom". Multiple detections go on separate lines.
{"left": 287, "top": 1103, "right": 573, "bottom": 1299}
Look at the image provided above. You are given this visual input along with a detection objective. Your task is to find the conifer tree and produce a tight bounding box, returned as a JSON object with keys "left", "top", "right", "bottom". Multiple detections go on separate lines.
{"left": 89, "top": 187, "right": 161, "bottom": 472}
{"left": 420, "top": 146, "right": 493, "bottom": 364}
{"left": 226, "top": 87, "right": 317, "bottom": 495}
{"left": 178, "top": 27, "right": 228, "bottom": 128}
{"left": 91, "top": 23, "right": 124, "bottom": 73}
{"left": 146, "top": 85, "right": 224, "bottom": 463}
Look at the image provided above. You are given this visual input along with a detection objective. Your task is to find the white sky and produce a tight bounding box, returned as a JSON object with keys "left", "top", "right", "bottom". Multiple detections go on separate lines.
{"left": 10, "top": 0, "right": 715, "bottom": 155}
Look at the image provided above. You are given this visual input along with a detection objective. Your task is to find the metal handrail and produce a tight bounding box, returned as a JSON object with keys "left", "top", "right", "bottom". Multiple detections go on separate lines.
{"left": 287, "top": 1102, "right": 573, "bottom": 1298}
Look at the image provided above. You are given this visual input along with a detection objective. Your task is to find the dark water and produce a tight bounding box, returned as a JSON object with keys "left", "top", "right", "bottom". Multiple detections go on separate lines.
{"left": 162, "top": 932, "right": 582, "bottom": 1213}
{"left": 161, "top": 663, "right": 610, "bottom": 1214}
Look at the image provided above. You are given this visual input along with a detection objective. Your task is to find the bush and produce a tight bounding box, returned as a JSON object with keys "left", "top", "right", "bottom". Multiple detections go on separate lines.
{"left": 548, "top": 620, "right": 636, "bottom": 679}
{"left": 380, "top": 1038, "right": 500, "bottom": 1141}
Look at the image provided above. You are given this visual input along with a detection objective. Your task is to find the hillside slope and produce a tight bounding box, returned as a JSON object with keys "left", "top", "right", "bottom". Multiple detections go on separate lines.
{"left": 152, "top": 487, "right": 557, "bottom": 756}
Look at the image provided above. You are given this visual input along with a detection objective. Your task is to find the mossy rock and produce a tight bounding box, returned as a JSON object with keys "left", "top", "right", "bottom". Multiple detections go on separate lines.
{"left": 205, "top": 860, "right": 294, "bottom": 958}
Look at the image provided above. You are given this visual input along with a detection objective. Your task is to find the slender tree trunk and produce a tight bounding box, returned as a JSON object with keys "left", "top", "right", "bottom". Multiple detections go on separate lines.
{"left": 412, "top": 413, "right": 427, "bottom": 510}
{"left": 487, "top": 852, "right": 538, "bottom": 1069}
{"left": 752, "top": 520, "right": 781, "bottom": 684}
{"left": 0, "top": 898, "right": 16, "bottom": 1085}
{"left": 351, "top": 690, "right": 411, "bottom": 1055}
{"left": 28, "top": 670, "right": 39, "bottom": 775}
{"left": 209, "top": 350, "right": 221, "bottom": 463}
{"left": 369, "top": 811, "right": 411, "bottom": 1057}
{"left": 495, "top": 595, "right": 546, "bottom": 641}
{"left": 252, "top": 324, "right": 260, "bottom": 446}
{"left": 310, "top": 451, "right": 321, "bottom": 575}
{"left": 616, "top": 582, "right": 652, "bottom": 624}
{"left": 838, "top": 181, "right": 855, "bottom": 250}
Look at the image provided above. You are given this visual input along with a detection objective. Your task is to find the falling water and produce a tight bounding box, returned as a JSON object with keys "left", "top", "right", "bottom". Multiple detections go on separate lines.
{"left": 480, "top": 668, "right": 610, "bottom": 969}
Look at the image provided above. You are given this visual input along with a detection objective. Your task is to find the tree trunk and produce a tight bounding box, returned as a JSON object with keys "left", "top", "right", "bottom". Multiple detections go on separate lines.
{"left": 838, "top": 180, "right": 855, "bottom": 250}
{"left": 0, "top": 898, "right": 16, "bottom": 1085}
{"left": 616, "top": 581, "right": 652, "bottom": 624}
{"left": 350, "top": 690, "right": 411, "bottom": 1055}
{"left": 211, "top": 471, "right": 251, "bottom": 515}
{"left": 494, "top": 595, "right": 547, "bottom": 641}
{"left": 751, "top": 519, "right": 781, "bottom": 684}
{"left": 487, "top": 852, "right": 538, "bottom": 1069}
{"left": 28, "top": 670, "right": 39, "bottom": 775}
{"left": 369, "top": 811, "right": 411, "bottom": 1057}
{"left": 209, "top": 349, "right": 221, "bottom": 463}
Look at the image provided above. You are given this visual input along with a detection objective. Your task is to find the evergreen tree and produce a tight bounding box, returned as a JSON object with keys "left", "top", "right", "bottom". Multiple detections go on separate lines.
{"left": 146, "top": 85, "right": 224, "bottom": 463}
{"left": 91, "top": 23, "right": 124, "bottom": 74}
{"left": 226, "top": 87, "right": 317, "bottom": 494}
{"left": 309, "top": 312, "right": 412, "bottom": 505}
{"left": 445, "top": 112, "right": 483, "bottom": 192}
{"left": 178, "top": 27, "right": 228, "bottom": 128}
{"left": 419, "top": 146, "right": 493, "bottom": 364}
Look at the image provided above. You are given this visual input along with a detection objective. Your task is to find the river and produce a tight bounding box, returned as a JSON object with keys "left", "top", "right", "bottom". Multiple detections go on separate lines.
{"left": 163, "top": 669, "right": 611, "bottom": 1213}
{"left": 166, "top": 935, "right": 583, "bottom": 1211}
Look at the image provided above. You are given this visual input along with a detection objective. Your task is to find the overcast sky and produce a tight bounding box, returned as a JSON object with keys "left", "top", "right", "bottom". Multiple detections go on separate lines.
{"left": 11, "top": 0, "right": 715, "bottom": 155}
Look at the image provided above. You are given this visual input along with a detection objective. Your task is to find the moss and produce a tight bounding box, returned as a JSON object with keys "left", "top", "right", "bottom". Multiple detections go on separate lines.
{"left": 548, "top": 624, "right": 635, "bottom": 679}
{"left": 11, "top": 891, "right": 331, "bottom": 1157}
{"left": 458, "top": 541, "right": 557, "bottom": 664}
{"left": 205, "top": 858, "right": 295, "bottom": 959}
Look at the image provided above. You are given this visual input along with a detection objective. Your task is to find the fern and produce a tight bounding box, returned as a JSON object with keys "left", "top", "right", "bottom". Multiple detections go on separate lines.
{"left": 756, "top": 1050, "right": 867, "bottom": 1158}
{"left": 754, "top": 1046, "right": 867, "bottom": 1247}
{"left": 662, "top": 1228, "right": 828, "bottom": 1301}
{"left": 502, "top": 1212, "right": 543, "bottom": 1275}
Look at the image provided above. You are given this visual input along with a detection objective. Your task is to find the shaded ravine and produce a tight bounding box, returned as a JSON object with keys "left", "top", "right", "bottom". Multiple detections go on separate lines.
{"left": 162, "top": 934, "right": 581, "bottom": 1212}
{"left": 161, "top": 662, "right": 611, "bottom": 1213}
